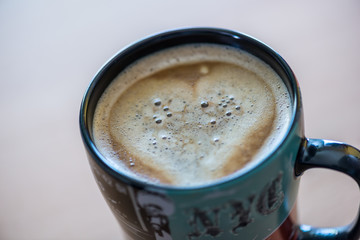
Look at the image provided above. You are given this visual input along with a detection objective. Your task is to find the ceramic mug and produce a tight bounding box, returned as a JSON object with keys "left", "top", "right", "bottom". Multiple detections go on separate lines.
{"left": 79, "top": 28, "right": 360, "bottom": 240}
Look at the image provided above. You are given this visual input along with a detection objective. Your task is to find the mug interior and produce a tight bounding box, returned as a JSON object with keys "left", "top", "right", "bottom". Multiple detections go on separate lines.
{"left": 80, "top": 27, "right": 299, "bottom": 191}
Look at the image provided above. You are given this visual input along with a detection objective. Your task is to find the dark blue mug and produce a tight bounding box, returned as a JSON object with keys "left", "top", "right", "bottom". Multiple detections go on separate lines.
{"left": 80, "top": 27, "right": 360, "bottom": 239}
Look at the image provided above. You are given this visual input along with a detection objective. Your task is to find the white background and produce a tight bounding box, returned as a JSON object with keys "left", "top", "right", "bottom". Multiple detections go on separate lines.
{"left": 0, "top": 1, "right": 359, "bottom": 239}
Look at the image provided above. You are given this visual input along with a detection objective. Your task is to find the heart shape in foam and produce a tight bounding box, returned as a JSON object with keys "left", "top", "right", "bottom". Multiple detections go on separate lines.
{"left": 108, "top": 62, "right": 275, "bottom": 186}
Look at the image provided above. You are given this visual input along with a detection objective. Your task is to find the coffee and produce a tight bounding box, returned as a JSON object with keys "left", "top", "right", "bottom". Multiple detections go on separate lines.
{"left": 93, "top": 44, "right": 291, "bottom": 186}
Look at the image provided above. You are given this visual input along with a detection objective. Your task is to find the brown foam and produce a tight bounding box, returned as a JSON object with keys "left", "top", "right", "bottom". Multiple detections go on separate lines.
{"left": 110, "top": 142, "right": 174, "bottom": 184}
{"left": 216, "top": 112, "right": 275, "bottom": 178}
{"left": 93, "top": 44, "right": 291, "bottom": 186}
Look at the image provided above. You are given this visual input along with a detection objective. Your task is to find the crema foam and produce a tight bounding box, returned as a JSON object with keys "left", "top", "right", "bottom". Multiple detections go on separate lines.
{"left": 93, "top": 44, "right": 292, "bottom": 186}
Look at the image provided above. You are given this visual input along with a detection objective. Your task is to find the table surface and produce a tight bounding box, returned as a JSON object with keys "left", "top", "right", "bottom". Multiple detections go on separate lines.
{"left": 1, "top": 1, "right": 359, "bottom": 239}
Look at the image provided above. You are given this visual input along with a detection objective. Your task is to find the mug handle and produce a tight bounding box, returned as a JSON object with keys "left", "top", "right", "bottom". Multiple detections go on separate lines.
{"left": 295, "top": 138, "right": 360, "bottom": 240}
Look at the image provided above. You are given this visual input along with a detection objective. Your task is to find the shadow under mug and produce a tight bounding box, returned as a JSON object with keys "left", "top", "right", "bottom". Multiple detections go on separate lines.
{"left": 80, "top": 28, "right": 360, "bottom": 240}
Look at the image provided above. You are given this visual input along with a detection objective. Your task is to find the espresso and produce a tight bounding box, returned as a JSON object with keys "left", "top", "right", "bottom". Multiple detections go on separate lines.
{"left": 93, "top": 44, "right": 292, "bottom": 186}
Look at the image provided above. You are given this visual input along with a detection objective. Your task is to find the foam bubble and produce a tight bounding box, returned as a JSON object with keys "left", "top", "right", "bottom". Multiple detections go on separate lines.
{"left": 154, "top": 99, "right": 161, "bottom": 106}
{"left": 201, "top": 101, "right": 209, "bottom": 108}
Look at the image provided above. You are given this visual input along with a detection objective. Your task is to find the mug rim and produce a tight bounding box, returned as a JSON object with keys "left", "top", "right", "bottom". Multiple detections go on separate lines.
{"left": 79, "top": 27, "right": 301, "bottom": 192}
